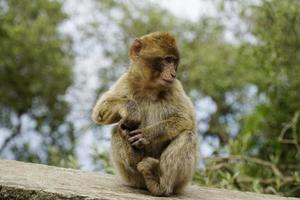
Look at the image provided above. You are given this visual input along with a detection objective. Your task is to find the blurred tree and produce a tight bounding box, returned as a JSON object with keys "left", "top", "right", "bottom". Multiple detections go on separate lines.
{"left": 225, "top": 0, "right": 300, "bottom": 196}
{"left": 193, "top": 0, "right": 300, "bottom": 197}
{"left": 89, "top": 0, "right": 300, "bottom": 197}
{"left": 0, "top": 0, "right": 77, "bottom": 168}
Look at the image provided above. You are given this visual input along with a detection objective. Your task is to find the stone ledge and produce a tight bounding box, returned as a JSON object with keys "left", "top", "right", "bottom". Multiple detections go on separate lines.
{"left": 0, "top": 160, "right": 298, "bottom": 200}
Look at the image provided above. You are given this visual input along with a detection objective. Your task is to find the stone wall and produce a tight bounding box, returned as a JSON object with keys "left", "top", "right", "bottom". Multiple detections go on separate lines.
{"left": 0, "top": 160, "right": 298, "bottom": 200}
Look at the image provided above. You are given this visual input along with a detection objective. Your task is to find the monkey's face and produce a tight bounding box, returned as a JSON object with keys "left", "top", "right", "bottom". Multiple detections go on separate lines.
{"left": 145, "top": 54, "right": 179, "bottom": 87}
{"left": 130, "top": 32, "right": 180, "bottom": 88}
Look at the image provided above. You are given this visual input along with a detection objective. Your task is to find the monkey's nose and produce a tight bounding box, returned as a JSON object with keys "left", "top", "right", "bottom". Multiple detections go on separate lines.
{"left": 171, "top": 73, "right": 176, "bottom": 78}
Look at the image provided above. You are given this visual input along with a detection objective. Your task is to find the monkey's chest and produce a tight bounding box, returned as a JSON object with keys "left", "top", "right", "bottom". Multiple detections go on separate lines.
{"left": 138, "top": 100, "right": 173, "bottom": 157}
{"left": 138, "top": 101, "right": 168, "bottom": 126}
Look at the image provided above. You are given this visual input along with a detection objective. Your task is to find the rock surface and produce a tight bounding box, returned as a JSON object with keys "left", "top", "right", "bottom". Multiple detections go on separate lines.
{"left": 0, "top": 160, "right": 298, "bottom": 200}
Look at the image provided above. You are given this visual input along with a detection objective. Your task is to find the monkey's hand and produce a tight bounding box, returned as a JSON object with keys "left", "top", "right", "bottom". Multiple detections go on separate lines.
{"left": 118, "top": 123, "right": 130, "bottom": 138}
{"left": 119, "top": 100, "right": 141, "bottom": 132}
{"left": 119, "top": 117, "right": 140, "bottom": 132}
{"left": 127, "top": 128, "right": 151, "bottom": 149}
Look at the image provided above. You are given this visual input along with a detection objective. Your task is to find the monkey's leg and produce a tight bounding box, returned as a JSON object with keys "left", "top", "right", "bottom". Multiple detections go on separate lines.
{"left": 111, "top": 126, "right": 146, "bottom": 188}
{"left": 137, "top": 131, "right": 197, "bottom": 196}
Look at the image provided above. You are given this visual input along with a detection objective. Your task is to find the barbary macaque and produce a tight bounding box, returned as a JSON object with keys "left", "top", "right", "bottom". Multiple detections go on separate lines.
{"left": 92, "top": 32, "right": 197, "bottom": 196}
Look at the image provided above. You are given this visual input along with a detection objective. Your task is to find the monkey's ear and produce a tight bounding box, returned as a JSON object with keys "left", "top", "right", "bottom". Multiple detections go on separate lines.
{"left": 129, "top": 39, "right": 143, "bottom": 60}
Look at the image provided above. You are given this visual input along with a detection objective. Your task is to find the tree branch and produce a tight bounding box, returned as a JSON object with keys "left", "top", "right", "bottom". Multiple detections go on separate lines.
{"left": 0, "top": 114, "right": 22, "bottom": 153}
{"left": 207, "top": 155, "right": 283, "bottom": 177}
{"left": 278, "top": 111, "right": 300, "bottom": 154}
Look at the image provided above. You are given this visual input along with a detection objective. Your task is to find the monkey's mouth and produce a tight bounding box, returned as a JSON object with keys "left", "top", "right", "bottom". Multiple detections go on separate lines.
{"left": 162, "top": 78, "right": 174, "bottom": 84}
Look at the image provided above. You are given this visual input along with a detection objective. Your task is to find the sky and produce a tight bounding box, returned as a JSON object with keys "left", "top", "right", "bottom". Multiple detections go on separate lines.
{"left": 156, "top": 0, "right": 217, "bottom": 20}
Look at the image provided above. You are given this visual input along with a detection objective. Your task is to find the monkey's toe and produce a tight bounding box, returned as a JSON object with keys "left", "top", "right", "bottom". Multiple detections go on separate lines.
{"left": 137, "top": 157, "right": 159, "bottom": 173}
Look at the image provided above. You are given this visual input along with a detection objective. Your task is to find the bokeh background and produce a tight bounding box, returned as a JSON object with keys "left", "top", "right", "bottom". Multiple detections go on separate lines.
{"left": 0, "top": 0, "right": 299, "bottom": 197}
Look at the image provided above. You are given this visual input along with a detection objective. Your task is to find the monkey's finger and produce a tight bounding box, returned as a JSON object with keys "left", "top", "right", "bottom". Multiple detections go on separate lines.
{"left": 132, "top": 140, "right": 144, "bottom": 149}
{"left": 128, "top": 134, "right": 142, "bottom": 143}
{"left": 118, "top": 124, "right": 129, "bottom": 137}
{"left": 140, "top": 138, "right": 150, "bottom": 145}
{"left": 128, "top": 130, "right": 141, "bottom": 136}
{"left": 103, "top": 111, "right": 114, "bottom": 121}
{"left": 132, "top": 138, "right": 149, "bottom": 146}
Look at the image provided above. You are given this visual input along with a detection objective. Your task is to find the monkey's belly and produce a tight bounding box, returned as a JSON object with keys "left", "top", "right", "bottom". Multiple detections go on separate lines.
{"left": 139, "top": 102, "right": 170, "bottom": 158}
{"left": 144, "top": 141, "right": 170, "bottom": 158}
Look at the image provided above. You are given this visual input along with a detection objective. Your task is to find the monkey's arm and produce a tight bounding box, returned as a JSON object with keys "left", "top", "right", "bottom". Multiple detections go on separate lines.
{"left": 92, "top": 96, "right": 131, "bottom": 124}
{"left": 151, "top": 114, "right": 195, "bottom": 141}
{"left": 91, "top": 74, "right": 140, "bottom": 126}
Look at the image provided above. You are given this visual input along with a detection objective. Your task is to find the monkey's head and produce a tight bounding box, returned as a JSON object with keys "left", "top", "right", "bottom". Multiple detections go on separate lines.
{"left": 129, "top": 32, "right": 180, "bottom": 88}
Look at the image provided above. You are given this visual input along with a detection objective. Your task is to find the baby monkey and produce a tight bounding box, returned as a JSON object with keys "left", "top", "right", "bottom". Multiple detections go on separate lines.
{"left": 92, "top": 32, "right": 197, "bottom": 196}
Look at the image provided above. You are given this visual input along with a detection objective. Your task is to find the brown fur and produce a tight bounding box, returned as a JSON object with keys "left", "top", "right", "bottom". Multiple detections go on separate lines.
{"left": 92, "top": 32, "right": 198, "bottom": 196}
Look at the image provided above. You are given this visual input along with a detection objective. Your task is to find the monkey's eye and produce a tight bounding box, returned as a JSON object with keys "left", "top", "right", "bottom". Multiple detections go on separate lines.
{"left": 164, "top": 56, "right": 177, "bottom": 64}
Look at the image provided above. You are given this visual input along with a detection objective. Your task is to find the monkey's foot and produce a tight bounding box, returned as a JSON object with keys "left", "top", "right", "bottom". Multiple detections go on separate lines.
{"left": 137, "top": 157, "right": 159, "bottom": 174}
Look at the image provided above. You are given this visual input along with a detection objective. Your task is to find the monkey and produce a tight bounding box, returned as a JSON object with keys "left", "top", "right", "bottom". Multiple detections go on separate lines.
{"left": 91, "top": 32, "right": 198, "bottom": 196}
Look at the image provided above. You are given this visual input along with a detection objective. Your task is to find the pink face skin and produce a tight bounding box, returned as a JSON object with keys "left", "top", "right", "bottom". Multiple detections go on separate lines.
{"left": 129, "top": 38, "right": 179, "bottom": 88}
{"left": 157, "top": 55, "right": 178, "bottom": 87}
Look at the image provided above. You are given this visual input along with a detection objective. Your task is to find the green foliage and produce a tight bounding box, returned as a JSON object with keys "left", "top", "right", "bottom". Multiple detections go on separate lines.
{"left": 192, "top": 0, "right": 300, "bottom": 197}
{"left": 0, "top": 0, "right": 299, "bottom": 197}
{"left": 90, "top": 0, "right": 300, "bottom": 197}
{"left": 0, "top": 0, "right": 76, "bottom": 167}
{"left": 91, "top": 146, "right": 115, "bottom": 175}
